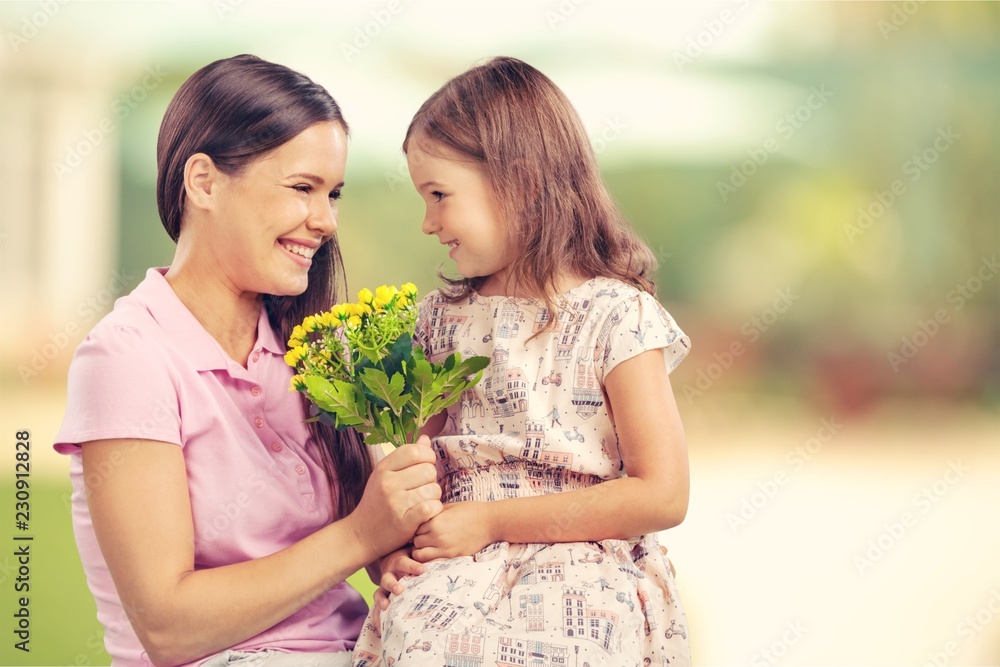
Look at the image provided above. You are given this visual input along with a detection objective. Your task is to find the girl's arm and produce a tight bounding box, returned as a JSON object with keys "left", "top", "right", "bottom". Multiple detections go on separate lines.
{"left": 83, "top": 437, "right": 441, "bottom": 667}
{"left": 411, "top": 349, "right": 688, "bottom": 560}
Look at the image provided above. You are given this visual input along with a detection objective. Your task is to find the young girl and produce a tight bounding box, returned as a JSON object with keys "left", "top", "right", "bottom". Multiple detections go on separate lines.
{"left": 352, "top": 57, "right": 692, "bottom": 666}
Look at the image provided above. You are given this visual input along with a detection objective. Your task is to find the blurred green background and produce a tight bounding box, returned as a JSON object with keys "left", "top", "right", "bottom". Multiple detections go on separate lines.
{"left": 1, "top": 1, "right": 998, "bottom": 665}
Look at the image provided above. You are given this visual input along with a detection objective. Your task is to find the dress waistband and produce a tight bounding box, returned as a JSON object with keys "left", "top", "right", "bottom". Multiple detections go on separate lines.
{"left": 441, "top": 460, "right": 604, "bottom": 503}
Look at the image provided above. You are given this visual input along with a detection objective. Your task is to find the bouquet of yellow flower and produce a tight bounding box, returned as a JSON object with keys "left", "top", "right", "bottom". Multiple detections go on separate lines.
{"left": 284, "top": 283, "right": 489, "bottom": 449}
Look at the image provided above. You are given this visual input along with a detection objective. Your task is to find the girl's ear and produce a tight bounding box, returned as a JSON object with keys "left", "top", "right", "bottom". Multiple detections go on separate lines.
{"left": 183, "top": 153, "right": 219, "bottom": 212}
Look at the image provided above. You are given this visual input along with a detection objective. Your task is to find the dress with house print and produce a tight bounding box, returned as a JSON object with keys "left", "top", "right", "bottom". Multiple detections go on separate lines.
{"left": 351, "top": 277, "right": 692, "bottom": 667}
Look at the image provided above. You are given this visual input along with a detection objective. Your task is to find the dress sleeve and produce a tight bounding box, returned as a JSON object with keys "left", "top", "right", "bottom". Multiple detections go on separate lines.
{"left": 597, "top": 291, "right": 691, "bottom": 383}
{"left": 54, "top": 322, "right": 182, "bottom": 454}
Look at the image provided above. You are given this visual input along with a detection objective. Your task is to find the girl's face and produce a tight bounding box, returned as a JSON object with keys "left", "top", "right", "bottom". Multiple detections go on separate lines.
{"left": 209, "top": 121, "right": 348, "bottom": 297}
{"left": 407, "top": 139, "right": 510, "bottom": 290}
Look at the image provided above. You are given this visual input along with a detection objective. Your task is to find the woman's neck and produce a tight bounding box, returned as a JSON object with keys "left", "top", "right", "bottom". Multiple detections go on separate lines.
{"left": 164, "top": 245, "right": 262, "bottom": 368}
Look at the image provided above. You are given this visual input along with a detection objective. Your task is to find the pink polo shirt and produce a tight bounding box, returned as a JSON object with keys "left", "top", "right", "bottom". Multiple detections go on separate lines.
{"left": 55, "top": 267, "right": 367, "bottom": 667}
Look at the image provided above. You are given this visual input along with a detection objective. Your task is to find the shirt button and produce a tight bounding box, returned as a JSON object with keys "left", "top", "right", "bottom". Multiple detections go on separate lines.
{"left": 295, "top": 464, "right": 307, "bottom": 475}
{"left": 254, "top": 417, "right": 264, "bottom": 428}
{"left": 252, "top": 351, "right": 261, "bottom": 363}
{"left": 251, "top": 385, "right": 262, "bottom": 397}
{"left": 271, "top": 442, "right": 283, "bottom": 452}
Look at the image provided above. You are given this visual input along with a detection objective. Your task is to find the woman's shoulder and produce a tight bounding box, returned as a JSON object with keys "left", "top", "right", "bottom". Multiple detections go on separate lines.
{"left": 81, "top": 292, "right": 166, "bottom": 351}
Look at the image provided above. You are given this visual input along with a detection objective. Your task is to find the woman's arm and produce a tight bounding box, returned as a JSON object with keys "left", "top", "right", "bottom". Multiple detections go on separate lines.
{"left": 411, "top": 349, "right": 688, "bottom": 560}
{"left": 83, "top": 437, "right": 440, "bottom": 667}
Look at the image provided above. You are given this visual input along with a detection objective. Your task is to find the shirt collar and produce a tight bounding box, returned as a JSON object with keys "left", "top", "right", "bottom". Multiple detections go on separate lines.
{"left": 133, "top": 267, "right": 285, "bottom": 371}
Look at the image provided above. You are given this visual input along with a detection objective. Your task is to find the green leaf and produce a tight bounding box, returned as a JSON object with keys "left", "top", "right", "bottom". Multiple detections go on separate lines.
{"left": 360, "top": 367, "right": 410, "bottom": 415}
{"left": 405, "top": 356, "right": 440, "bottom": 423}
{"left": 458, "top": 355, "right": 490, "bottom": 375}
{"left": 382, "top": 333, "right": 414, "bottom": 378}
{"left": 363, "top": 405, "right": 404, "bottom": 448}
{"left": 303, "top": 375, "right": 368, "bottom": 428}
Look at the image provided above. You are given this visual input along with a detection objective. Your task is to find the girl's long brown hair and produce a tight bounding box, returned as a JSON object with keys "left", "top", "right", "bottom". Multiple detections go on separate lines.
{"left": 403, "top": 56, "right": 658, "bottom": 318}
{"left": 156, "top": 54, "right": 371, "bottom": 518}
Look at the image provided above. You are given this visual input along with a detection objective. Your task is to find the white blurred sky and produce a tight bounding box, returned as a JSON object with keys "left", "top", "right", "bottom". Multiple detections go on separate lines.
{"left": 0, "top": 0, "right": 845, "bottom": 172}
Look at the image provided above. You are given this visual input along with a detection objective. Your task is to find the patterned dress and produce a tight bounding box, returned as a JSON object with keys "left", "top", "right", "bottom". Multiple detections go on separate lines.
{"left": 352, "top": 277, "right": 692, "bottom": 666}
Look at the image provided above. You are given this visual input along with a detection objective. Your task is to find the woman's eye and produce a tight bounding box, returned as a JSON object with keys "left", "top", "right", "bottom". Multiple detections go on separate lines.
{"left": 293, "top": 185, "right": 311, "bottom": 194}
{"left": 329, "top": 190, "right": 342, "bottom": 201}
{"left": 430, "top": 191, "right": 445, "bottom": 202}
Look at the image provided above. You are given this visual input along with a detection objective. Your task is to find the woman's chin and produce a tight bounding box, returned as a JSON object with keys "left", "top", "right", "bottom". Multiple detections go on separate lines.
{"left": 265, "top": 274, "right": 309, "bottom": 298}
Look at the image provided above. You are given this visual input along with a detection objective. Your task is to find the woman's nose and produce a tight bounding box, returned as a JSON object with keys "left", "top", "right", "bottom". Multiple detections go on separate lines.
{"left": 307, "top": 198, "right": 338, "bottom": 237}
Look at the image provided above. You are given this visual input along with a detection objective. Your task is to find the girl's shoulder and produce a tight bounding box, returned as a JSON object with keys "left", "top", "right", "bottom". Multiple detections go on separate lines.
{"left": 575, "top": 276, "right": 643, "bottom": 300}
{"left": 416, "top": 288, "right": 477, "bottom": 312}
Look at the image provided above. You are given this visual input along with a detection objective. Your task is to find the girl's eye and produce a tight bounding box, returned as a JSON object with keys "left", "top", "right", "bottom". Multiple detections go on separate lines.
{"left": 329, "top": 190, "right": 342, "bottom": 201}
{"left": 430, "top": 191, "right": 445, "bottom": 202}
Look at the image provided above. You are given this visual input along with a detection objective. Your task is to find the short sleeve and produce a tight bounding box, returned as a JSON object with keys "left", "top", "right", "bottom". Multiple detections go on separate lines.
{"left": 599, "top": 291, "right": 691, "bottom": 382}
{"left": 54, "top": 322, "right": 182, "bottom": 454}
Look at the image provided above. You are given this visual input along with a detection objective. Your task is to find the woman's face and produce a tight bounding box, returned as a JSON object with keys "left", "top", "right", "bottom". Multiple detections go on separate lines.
{"left": 211, "top": 121, "right": 348, "bottom": 297}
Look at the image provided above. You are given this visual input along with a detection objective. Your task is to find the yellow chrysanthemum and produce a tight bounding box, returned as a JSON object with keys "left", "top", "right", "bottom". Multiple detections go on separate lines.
{"left": 401, "top": 282, "right": 418, "bottom": 297}
{"left": 331, "top": 304, "right": 349, "bottom": 321}
{"left": 284, "top": 345, "right": 307, "bottom": 367}
{"left": 289, "top": 374, "right": 306, "bottom": 391}
{"left": 347, "top": 315, "right": 362, "bottom": 328}
{"left": 357, "top": 288, "right": 374, "bottom": 304}
{"left": 302, "top": 315, "right": 320, "bottom": 333}
{"left": 396, "top": 295, "right": 410, "bottom": 308}
{"left": 287, "top": 324, "right": 307, "bottom": 348}
{"left": 356, "top": 303, "right": 373, "bottom": 316}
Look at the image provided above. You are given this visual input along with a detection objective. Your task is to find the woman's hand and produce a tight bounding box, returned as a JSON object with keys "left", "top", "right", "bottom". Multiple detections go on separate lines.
{"left": 346, "top": 436, "right": 443, "bottom": 563}
{"left": 371, "top": 547, "right": 426, "bottom": 630}
{"left": 411, "top": 501, "right": 495, "bottom": 562}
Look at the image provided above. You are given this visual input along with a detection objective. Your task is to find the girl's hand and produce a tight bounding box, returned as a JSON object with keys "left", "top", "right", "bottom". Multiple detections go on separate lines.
{"left": 411, "top": 501, "right": 495, "bottom": 562}
{"left": 372, "top": 547, "right": 426, "bottom": 630}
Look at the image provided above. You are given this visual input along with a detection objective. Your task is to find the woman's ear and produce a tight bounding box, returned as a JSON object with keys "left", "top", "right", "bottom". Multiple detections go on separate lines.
{"left": 183, "top": 153, "right": 219, "bottom": 212}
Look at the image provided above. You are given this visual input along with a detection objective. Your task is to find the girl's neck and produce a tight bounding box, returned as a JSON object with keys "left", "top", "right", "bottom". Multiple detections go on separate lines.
{"left": 164, "top": 242, "right": 262, "bottom": 368}
{"left": 477, "top": 271, "right": 592, "bottom": 299}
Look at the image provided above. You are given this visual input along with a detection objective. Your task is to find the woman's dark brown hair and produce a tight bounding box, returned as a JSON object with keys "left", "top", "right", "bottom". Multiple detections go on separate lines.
{"left": 403, "top": 56, "right": 658, "bottom": 318}
{"left": 156, "top": 54, "right": 371, "bottom": 517}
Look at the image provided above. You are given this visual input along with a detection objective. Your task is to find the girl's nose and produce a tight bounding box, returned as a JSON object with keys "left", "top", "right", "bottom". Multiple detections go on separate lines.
{"left": 421, "top": 211, "right": 439, "bottom": 236}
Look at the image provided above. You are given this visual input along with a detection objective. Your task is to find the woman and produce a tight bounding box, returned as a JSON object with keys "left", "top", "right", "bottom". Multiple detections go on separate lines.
{"left": 54, "top": 54, "right": 441, "bottom": 667}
